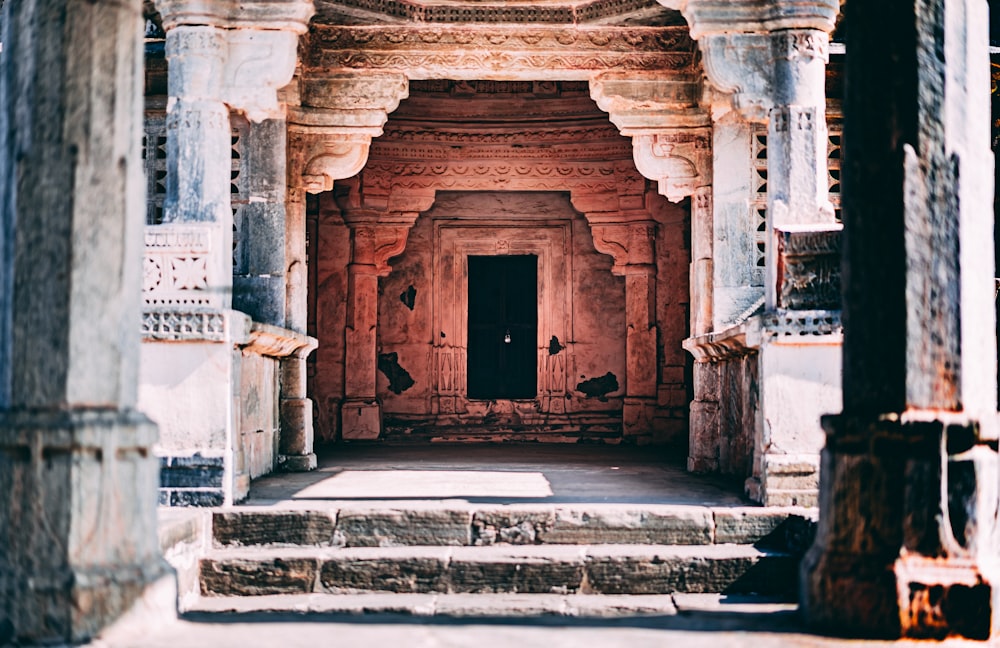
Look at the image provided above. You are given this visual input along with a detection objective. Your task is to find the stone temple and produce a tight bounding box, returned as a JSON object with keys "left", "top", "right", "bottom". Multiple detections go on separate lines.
{"left": 2, "top": 0, "right": 1000, "bottom": 643}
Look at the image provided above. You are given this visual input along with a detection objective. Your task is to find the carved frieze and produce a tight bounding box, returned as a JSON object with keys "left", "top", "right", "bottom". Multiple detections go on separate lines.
{"left": 306, "top": 26, "right": 696, "bottom": 80}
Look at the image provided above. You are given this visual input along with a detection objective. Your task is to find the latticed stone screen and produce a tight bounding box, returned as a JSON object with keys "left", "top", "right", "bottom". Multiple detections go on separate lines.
{"left": 142, "top": 113, "right": 248, "bottom": 272}
{"left": 750, "top": 120, "right": 843, "bottom": 281}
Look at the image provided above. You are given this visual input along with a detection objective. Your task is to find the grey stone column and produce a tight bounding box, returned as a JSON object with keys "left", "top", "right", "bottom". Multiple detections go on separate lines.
{"left": 234, "top": 118, "right": 288, "bottom": 325}
{"left": 280, "top": 184, "right": 317, "bottom": 469}
{"left": 163, "top": 25, "right": 233, "bottom": 306}
{"left": 802, "top": 0, "right": 999, "bottom": 639}
{"left": 0, "top": 0, "right": 162, "bottom": 643}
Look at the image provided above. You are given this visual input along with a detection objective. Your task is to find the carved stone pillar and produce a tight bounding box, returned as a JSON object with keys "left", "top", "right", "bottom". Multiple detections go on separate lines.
{"left": 287, "top": 73, "right": 409, "bottom": 444}
{"left": 587, "top": 218, "right": 659, "bottom": 438}
{"left": 802, "top": 0, "right": 999, "bottom": 639}
{"left": 0, "top": 0, "right": 164, "bottom": 642}
{"left": 338, "top": 200, "right": 417, "bottom": 440}
{"left": 234, "top": 118, "right": 289, "bottom": 326}
{"left": 677, "top": 0, "right": 841, "bottom": 505}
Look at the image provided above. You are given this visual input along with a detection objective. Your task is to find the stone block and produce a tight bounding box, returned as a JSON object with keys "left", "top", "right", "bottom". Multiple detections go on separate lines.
{"left": 213, "top": 511, "right": 339, "bottom": 547}
{"left": 713, "top": 508, "right": 817, "bottom": 551}
{"left": 337, "top": 508, "right": 471, "bottom": 546}
{"left": 540, "top": 507, "right": 713, "bottom": 545}
{"left": 471, "top": 508, "right": 555, "bottom": 546}
{"left": 200, "top": 557, "right": 318, "bottom": 596}
{"left": 340, "top": 400, "right": 381, "bottom": 440}
{"left": 447, "top": 555, "right": 585, "bottom": 594}
{"left": 319, "top": 556, "right": 448, "bottom": 593}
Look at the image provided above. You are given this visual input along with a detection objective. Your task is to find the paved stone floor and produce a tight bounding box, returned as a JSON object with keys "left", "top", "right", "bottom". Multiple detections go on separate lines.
{"left": 247, "top": 443, "right": 748, "bottom": 507}
{"left": 100, "top": 609, "right": 980, "bottom": 647}
{"left": 94, "top": 446, "right": 982, "bottom": 646}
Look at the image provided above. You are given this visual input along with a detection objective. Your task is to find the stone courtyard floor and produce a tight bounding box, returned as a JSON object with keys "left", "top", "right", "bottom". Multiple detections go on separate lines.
{"left": 245, "top": 443, "right": 748, "bottom": 506}
{"left": 96, "top": 445, "right": 986, "bottom": 647}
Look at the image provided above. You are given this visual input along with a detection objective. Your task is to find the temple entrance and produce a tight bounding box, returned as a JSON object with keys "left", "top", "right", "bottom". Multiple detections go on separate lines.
{"left": 467, "top": 254, "right": 538, "bottom": 400}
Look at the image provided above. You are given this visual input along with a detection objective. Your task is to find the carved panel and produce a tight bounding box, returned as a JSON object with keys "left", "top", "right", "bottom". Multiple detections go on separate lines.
{"left": 776, "top": 227, "right": 842, "bottom": 310}
{"left": 141, "top": 309, "right": 227, "bottom": 341}
{"left": 143, "top": 225, "right": 219, "bottom": 307}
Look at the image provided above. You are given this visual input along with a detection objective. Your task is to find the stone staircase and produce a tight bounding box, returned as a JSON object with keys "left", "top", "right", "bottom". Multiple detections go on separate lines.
{"left": 181, "top": 503, "right": 817, "bottom": 618}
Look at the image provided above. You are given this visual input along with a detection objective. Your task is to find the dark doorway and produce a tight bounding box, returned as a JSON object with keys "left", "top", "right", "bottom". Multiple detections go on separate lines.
{"left": 467, "top": 255, "right": 537, "bottom": 399}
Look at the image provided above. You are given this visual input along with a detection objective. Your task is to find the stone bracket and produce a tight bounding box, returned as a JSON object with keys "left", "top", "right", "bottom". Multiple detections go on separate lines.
{"left": 243, "top": 322, "right": 318, "bottom": 359}
{"left": 587, "top": 221, "right": 657, "bottom": 276}
{"left": 289, "top": 73, "right": 410, "bottom": 192}
{"left": 589, "top": 74, "right": 711, "bottom": 202}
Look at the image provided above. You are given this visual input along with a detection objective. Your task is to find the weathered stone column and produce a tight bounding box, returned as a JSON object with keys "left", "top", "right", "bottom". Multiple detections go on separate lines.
{"left": 286, "top": 72, "right": 409, "bottom": 443}
{"left": 336, "top": 197, "right": 418, "bottom": 440}
{"left": 677, "top": 0, "right": 841, "bottom": 504}
{"left": 234, "top": 118, "right": 288, "bottom": 325}
{"left": 802, "top": 0, "right": 999, "bottom": 639}
{"left": 587, "top": 218, "right": 659, "bottom": 438}
{"left": 0, "top": 0, "right": 162, "bottom": 642}
{"left": 161, "top": 25, "right": 232, "bottom": 305}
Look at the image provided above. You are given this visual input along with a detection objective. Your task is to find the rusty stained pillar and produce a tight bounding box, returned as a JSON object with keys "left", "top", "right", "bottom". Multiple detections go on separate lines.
{"left": 801, "top": 0, "right": 999, "bottom": 640}
{"left": 587, "top": 217, "right": 659, "bottom": 438}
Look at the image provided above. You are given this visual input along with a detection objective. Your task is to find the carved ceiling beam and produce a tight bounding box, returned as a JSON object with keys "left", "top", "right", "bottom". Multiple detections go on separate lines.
{"left": 155, "top": 0, "right": 313, "bottom": 122}
{"left": 590, "top": 73, "right": 711, "bottom": 202}
{"left": 289, "top": 72, "right": 410, "bottom": 193}
{"left": 304, "top": 25, "right": 696, "bottom": 81}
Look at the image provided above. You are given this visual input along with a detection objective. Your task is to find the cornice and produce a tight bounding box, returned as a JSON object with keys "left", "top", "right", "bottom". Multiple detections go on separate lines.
{"left": 155, "top": 0, "right": 315, "bottom": 32}
{"left": 677, "top": 0, "right": 840, "bottom": 39}
{"left": 314, "top": 0, "right": 687, "bottom": 24}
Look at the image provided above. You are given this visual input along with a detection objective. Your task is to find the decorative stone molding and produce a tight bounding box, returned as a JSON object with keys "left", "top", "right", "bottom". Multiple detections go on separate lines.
{"left": 588, "top": 221, "right": 657, "bottom": 276}
{"left": 243, "top": 322, "right": 318, "bottom": 359}
{"left": 143, "top": 225, "right": 223, "bottom": 307}
{"left": 316, "top": 0, "right": 683, "bottom": 24}
{"left": 698, "top": 33, "right": 775, "bottom": 122}
{"left": 141, "top": 308, "right": 252, "bottom": 343}
{"left": 759, "top": 309, "right": 842, "bottom": 339}
{"left": 589, "top": 75, "right": 710, "bottom": 201}
{"left": 306, "top": 25, "right": 696, "bottom": 81}
{"left": 631, "top": 131, "right": 711, "bottom": 202}
{"left": 289, "top": 73, "right": 410, "bottom": 192}
{"left": 682, "top": 319, "right": 761, "bottom": 363}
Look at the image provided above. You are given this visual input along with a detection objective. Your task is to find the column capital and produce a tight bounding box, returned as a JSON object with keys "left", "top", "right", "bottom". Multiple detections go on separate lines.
{"left": 674, "top": 0, "right": 838, "bottom": 122}
{"left": 677, "top": 0, "right": 839, "bottom": 39}
{"left": 156, "top": 0, "right": 314, "bottom": 121}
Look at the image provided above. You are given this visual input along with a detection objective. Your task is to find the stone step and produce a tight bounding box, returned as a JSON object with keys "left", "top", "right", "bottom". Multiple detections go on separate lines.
{"left": 199, "top": 544, "right": 798, "bottom": 597}
{"left": 211, "top": 505, "right": 816, "bottom": 550}
{"left": 185, "top": 591, "right": 797, "bottom": 619}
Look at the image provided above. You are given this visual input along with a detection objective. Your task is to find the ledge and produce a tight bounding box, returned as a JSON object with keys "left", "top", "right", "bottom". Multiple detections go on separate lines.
{"left": 242, "top": 323, "right": 318, "bottom": 359}
{"left": 682, "top": 318, "right": 762, "bottom": 362}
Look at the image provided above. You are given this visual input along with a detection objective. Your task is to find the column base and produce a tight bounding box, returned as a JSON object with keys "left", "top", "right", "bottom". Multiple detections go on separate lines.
{"left": 280, "top": 452, "right": 318, "bottom": 472}
{"left": 746, "top": 453, "right": 819, "bottom": 507}
{"left": 802, "top": 549, "right": 999, "bottom": 640}
{"left": 0, "top": 408, "right": 163, "bottom": 644}
{"left": 803, "top": 413, "right": 1000, "bottom": 640}
{"left": 341, "top": 399, "right": 382, "bottom": 440}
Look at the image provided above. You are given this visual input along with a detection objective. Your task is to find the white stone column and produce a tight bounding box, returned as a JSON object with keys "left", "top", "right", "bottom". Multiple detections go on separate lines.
{"left": 679, "top": 0, "right": 841, "bottom": 505}
{"left": 0, "top": 0, "right": 163, "bottom": 642}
